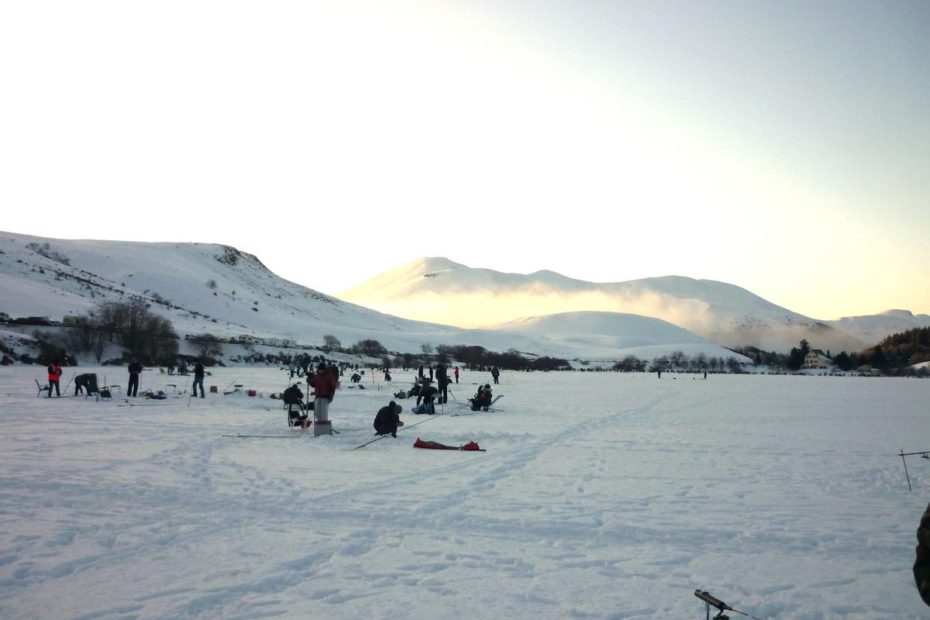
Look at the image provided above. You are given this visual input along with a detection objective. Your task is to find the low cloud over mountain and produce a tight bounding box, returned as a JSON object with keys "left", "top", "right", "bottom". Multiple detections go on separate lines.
{"left": 340, "top": 257, "right": 872, "bottom": 353}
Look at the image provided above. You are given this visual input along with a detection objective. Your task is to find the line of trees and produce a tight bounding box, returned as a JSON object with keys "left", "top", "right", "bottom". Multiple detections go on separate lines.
{"left": 873, "top": 327, "right": 930, "bottom": 368}
{"left": 616, "top": 352, "right": 745, "bottom": 373}
{"left": 830, "top": 327, "right": 930, "bottom": 375}
{"left": 432, "top": 345, "right": 570, "bottom": 371}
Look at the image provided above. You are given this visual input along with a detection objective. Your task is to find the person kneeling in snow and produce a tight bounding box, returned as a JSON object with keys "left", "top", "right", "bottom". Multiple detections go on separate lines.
{"left": 373, "top": 401, "right": 404, "bottom": 437}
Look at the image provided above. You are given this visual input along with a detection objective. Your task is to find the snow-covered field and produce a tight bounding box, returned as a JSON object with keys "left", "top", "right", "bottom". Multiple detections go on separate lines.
{"left": 1, "top": 367, "right": 928, "bottom": 619}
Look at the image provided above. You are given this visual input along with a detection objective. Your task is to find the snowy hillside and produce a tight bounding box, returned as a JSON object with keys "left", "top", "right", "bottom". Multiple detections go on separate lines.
{"left": 0, "top": 233, "right": 743, "bottom": 364}
{"left": 339, "top": 257, "right": 868, "bottom": 353}
{"left": 0, "top": 232, "right": 467, "bottom": 353}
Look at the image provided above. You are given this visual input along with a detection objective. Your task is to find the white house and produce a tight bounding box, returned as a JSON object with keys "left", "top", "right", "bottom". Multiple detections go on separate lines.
{"left": 804, "top": 349, "right": 833, "bottom": 369}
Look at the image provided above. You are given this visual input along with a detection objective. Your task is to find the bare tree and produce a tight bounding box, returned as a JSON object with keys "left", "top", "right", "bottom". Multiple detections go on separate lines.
{"left": 352, "top": 339, "right": 388, "bottom": 357}
{"left": 73, "top": 300, "right": 178, "bottom": 363}
{"left": 188, "top": 333, "right": 224, "bottom": 360}
{"left": 64, "top": 315, "right": 107, "bottom": 362}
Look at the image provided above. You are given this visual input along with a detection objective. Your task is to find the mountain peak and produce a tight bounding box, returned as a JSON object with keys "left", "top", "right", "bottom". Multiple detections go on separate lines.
{"left": 880, "top": 309, "right": 915, "bottom": 319}
{"left": 415, "top": 257, "right": 465, "bottom": 276}
{"left": 404, "top": 256, "right": 454, "bottom": 268}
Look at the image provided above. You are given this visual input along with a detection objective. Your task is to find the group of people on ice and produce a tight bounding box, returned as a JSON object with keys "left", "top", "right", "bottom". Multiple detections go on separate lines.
{"left": 42, "top": 358, "right": 207, "bottom": 399}
{"left": 283, "top": 361, "right": 340, "bottom": 429}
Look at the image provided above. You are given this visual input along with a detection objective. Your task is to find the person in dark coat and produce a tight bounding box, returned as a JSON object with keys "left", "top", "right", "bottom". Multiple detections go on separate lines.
{"left": 373, "top": 401, "right": 404, "bottom": 437}
{"left": 415, "top": 378, "right": 430, "bottom": 407}
{"left": 915, "top": 502, "right": 930, "bottom": 606}
{"left": 283, "top": 383, "right": 309, "bottom": 427}
{"left": 470, "top": 385, "right": 493, "bottom": 411}
{"left": 192, "top": 362, "right": 205, "bottom": 398}
{"left": 74, "top": 373, "right": 93, "bottom": 396}
{"left": 435, "top": 364, "right": 449, "bottom": 404}
{"left": 127, "top": 359, "right": 143, "bottom": 397}
{"left": 416, "top": 381, "right": 438, "bottom": 414}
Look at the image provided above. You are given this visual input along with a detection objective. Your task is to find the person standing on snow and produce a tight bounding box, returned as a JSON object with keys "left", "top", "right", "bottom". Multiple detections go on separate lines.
{"left": 47, "top": 360, "right": 62, "bottom": 398}
{"left": 435, "top": 363, "right": 449, "bottom": 404}
{"left": 192, "top": 361, "right": 205, "bottom": 398}
{"left": 312, "top": 362, "right": 338, "bottom": 423}
{"left": 127, "top": 359, "right": 143, "bottom": 397}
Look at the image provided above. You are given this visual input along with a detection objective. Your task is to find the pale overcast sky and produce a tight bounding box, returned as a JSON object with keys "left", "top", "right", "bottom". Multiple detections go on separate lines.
{"left": 2, "top": 1, "right": 928, "bottom": 319}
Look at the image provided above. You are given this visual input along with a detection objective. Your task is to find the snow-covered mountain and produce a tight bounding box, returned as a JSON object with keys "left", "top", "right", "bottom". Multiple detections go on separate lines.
{"left": 0, "top": 233, "right": 743, "bottom": 364}
{"left": 826, "top": 309, "right": 930, "bottom": 346}
{"left": 339, "top": 257, "right": 870, "bottom": 353}
{"left": 0, "top": 232, "right": 458, "bottom": 353}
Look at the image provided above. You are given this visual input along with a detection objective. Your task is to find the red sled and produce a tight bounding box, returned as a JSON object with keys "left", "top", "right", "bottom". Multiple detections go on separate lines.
{"left": 414, "top": 437, "right": 484, "bottom": 452}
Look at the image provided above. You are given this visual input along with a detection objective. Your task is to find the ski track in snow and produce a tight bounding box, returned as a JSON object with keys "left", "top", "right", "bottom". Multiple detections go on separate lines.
{"left": 0, "top": 368, "right": 928, "bottom": 619}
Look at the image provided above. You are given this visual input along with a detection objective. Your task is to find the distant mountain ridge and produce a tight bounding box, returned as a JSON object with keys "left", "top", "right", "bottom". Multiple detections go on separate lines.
{"left": 339, "top": 257, "right": 874, "bottom": 353}
{"left": 825, "top": 310, "right": 930, "bottom": 346}
{"left": 0, "top": 233, "right": 744, "bottom": 364}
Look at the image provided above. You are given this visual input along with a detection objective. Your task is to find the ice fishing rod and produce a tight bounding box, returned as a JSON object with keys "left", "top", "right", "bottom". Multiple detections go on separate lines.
{"left": 62, "top": 372, "right": 74, "bottom": 396}
{"left": 898, "top": 449, "right": 930, "bottom": 492}
{"left": 352, "top": 410, "right": 447, "bottom": 450}
{"left": 222, "top": 433, "right": 306, "bottom": 439}
{"left": 694, "top": 590, "right": 763, "bottom": 620}
{"left": 187, "top": 371, "right": 203, "bottom": 407}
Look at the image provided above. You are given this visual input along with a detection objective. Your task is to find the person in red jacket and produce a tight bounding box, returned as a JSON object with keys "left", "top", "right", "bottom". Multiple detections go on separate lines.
{"left": 47, "top": 360, "right": 62, "bottom": 398}
{"left": 312, "top": 362, "right": 338, "bottom": 423}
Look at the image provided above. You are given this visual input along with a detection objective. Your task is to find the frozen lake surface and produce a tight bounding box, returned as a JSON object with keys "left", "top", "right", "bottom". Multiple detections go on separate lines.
{"left": 1, "top": 367, "right": 928, "bottom": 619}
